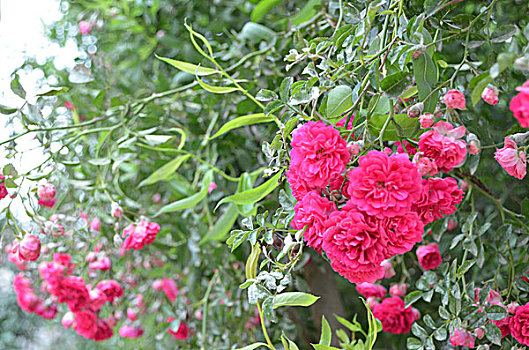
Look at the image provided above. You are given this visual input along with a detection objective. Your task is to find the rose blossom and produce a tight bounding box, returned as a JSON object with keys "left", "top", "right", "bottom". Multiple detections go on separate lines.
{"left": 53, "top": 253, "right": 74, "bottom": 273}
{"left": 509, "top": 303, "right": 529, "bottom": 345}
{"left": 89, "top": 256, "right": 112, "bottom": 271}
{"left": 94, "top": 319, "right": 114, "bottom": 342}
{"left": 162, "top": 278, "right": 178, "bottom": 302}
{"left": 381, "top": 260, "right": 395, "bottom": 279}
{"left": 96, "top": 280, "right": 123, "bottom": 302}
{"left": 450, "top": 329, "right": 475, "bottom": 348}
{"left": 416, "top": 243, "right": 442, "bottom": 271}
{"left": 395, "top": 140, "right": 417, "bottom": 155}
{"left": 412, "top": 177, "right": 463, "bottom": 224}
{"left": 286, "top": 121, "right": 350, "bottom": 199}
{"left": 372, "top": 297, "right": 417, "bottom": 334}
{"left": 127, "top": 308, "right": 138, "bottom": 321}
{"left": 17, "top": 234, "right": 41, "bottom": 261}
{"left": 510, "top": 81, "right": 529, "bottom": 127}
{"left": 111, "top": 202, "right": 123, "bottom": 218}
{"left": 122, "top": 220, "right": 161, "bottom": 250}
{"left": 78, "top": 21, "right": 93, "bottom": 35}
{"left": 208, "top": 182, "right": 217, "bottom": 194}
{"left": 412, "top": 152, "right": 438, "bottom": 176}
{"left": 494, "top": 137, "right": 527, "bottom": 179}
{"left": 89, "top": 217, "right": 101, "bottom": 231}
{"left": 382, "top": 212, "right": 424, "bottom": 256}
{"left": 152, "top": 279, "right": 163, "bottom": 290}
{"left": 53, "top": 276, "right": 89, "bottom": 311}
{"left": 89, "top": 288, "right": 107, "bottom": 311}
{"left": 119, "top": 325, "right": 143, "bottom": 338}
{"left": 493, "top": 316, "right": 511, "bottom": 338}
{"left": 346, "top": 151, "right": 422, "bottom": 218}
{"left": 0, "top": 175, "right": 8, "bottom": 200}
{"left": 356, "top": 283, "right": 387, "bottom": 298}
{"left": 419, "top": 113, "right": 434, "bottom": 129}
{"left": 7, "top": 243, "right": 26, "bottom": 270}
{"left": 62, "top": 312, "right": 75, "bottom": 328}
{"left": 38, "top": 261, "right": 65, "bottom": 289}
{"left": 38, "top": 183, "right": 56, "bottom": 208}
{"left": 291, "top": 191, "right": 336, "bottom": 253}
{"left": 34, "top": 302, "right": 58, "bottom": 320}
{"left": 443, "top": 89, "right": 466, "bottom": 109}
{"left": 418, "top": 121, "right": 467, "bottom": 172}
{"left": 73, "top": 310, "right": 98, "bottom": 339}
{"left": 322, "top": 203, "right": 387, "bottom": 283}
{"left": 168, "top": 318, "right": 189, "bottom": 340}
{"left": 389, "top": 284, "right": 407, "bottom": 297}
{"left": 482, "top": 86, "right": 499, "bottom": 105}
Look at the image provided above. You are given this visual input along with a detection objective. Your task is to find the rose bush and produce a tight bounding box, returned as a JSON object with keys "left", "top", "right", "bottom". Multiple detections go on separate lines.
{"left": 2, "top": 0, "right": 529, "bottom": 349}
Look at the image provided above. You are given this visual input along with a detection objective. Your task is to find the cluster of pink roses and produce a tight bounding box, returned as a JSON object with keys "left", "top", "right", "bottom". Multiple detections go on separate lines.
{"left": 288, "top": 120, "right": 464, "bottom": 284}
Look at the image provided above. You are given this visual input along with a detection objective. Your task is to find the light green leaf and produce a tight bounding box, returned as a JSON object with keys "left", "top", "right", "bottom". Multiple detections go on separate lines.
{"left": 210, "top": 113, "right": 275, "bottom": 139}
{"left": 319, "top": 315, "right": 332, "bottom": 346}
{"left": 217, "top": 172, "right": 282, "bottom": 208}
{"left": 139, "top": 154, "right": 190, "bottom": 187}
{"left": 240, "top": 22, "right": 276, "bottom": 43}
{"left": 200, "top": 204, "right": 239, "bottom": 243}
{"left": 0, "top": 104, "right": 18, "bottom": 115}
{"left": 312, "top": 345, "right": 341, "bottom": 350}
{"left": 470, "top": 73, "right": 492, "bottom": 106}
{"left": 156, "top": 55, "right": 218, "bottom": 76}
{"left": 273, "top": 292, "right": 320, "bottom": 309}
{"left": 10, "top": 75, "right": 26, "bottom": 99}
{"left": 37, "top": 86, "right": 69, "bottom": 97}
{"left": 251, "top": 0, "right": 284, "bottom": 22}
{"left": 184, "top": 22, "right": 213, "bottom": 57}
{"left": 292, "top": 0, "right": 322, "bottom": 25}
{"left": 197, "top": 75, "right": 240, "bottom": 94}
{"left": 368, "top": 113, "right": 418, "bottom": 140}
{"left": 154, "top": 170, "right": 213, "bottom": 216}
{"left": 235, "top": 342, "right": 270, "bottom": 350}
{"left": 326, "top": 85, "right": 352, "bottom": 122}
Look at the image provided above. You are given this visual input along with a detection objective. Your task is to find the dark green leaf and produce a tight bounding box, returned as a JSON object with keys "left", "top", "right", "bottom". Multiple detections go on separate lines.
{"left": 10, "top": 75, "right": 26, "bottom": 99}
{"left": 251, "top": 0, "right": 284, "bottom": 22}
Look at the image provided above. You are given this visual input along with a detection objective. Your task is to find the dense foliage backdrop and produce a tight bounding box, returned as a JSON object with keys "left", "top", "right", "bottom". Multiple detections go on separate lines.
{"left": 2, "top": 0, "right": 529, "bottom": 349}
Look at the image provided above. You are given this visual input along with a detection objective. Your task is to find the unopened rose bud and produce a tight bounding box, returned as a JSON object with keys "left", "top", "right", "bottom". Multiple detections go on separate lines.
{"left": 446, "top": 218, "right": 457, "bottom": 231}
{"left": 459, "top": 179, "right": 469, "bottom": 192}
{"left": 467, "top": 133, "right": 481, "bottom": 155}
{"left": 475, "top": 328, "right": 485, "bottom": 339}
{"left": 347, "top": 140, "right": 364, "bottom": 156}
{"left": 408, "top": 102, "right": 424, "bottom": 118}
{"left": 85, "top": 252, "right": 97, "bottom": 262}
{"left": 111, "top": 203, "right": 123, "bottom": 218}
{"left": 412, "top": 45, "right": 426, "bottom": 59}
{"left": 419, "top": 113, "right": 435, "bottom": 128}
{"left": 412, "top": 152, "right": 439, "bottom": 176}
{"left": 381, "top": 260, "right": 395, "bottom": 279}
{"left": 113, "top": 233, "right": 123, "bottom": 247}
{"left": 62, "top": 312, "right": 75, "bottom": 328}
{"left": 152, "top": 193, "right": 162, "bottom": 203}
{"left": 152, "top": 279, "right": 163, "bottom": 290}
{"left": 127, "top": 308, "right": 138, "bottom": 321}
{"left": 507, "top": 302, "right": 519, "bottom": 314}
{"left": 389, "top": 284, "right": 407, "bottom": 297}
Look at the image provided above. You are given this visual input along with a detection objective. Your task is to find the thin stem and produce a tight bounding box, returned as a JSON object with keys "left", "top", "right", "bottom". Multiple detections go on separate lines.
{"left": 257, "top": 301, "right": 275, "bottom": 350}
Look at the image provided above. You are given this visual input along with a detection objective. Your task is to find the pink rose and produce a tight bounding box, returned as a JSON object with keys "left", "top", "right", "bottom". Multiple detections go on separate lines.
{"left": 152, "top": 279, "right": 163, "bottom": 290}
{"left": 53, "top": 276, "right": 89, "bottom": 311}
{"left": 168, "top": 318, "right": 189, "bottom": 340}
{"left": 89, "top": 217, "right": 101, "bottom": 231}
{"left": 62, "top": 312, "right": 75, "bottom": 328}
{"left": 0, "top": 175, "right": 8, "bottom": 200}
{"left": 119, "top": 325, "right": 143, "bottom": 338}
{"left": 495, "top": 137, "right": 526, "bottom": 179}
{"left": 16, "top": 234, "right": 41, "bottom": 261}
{"left": 419, "top": 113, "right": 434, "bottom": 129}
{"left": 208, "top": 182, "right": 217, "bottom": 194}
{"left": 292, "top": 191, "right": 336, "bottom": 253}
{"left": 89, "top": 256, "right": 112, "bottom": 271}
{"left": 381, "top": 260, "right": 395, "bottom": 279}
{"left": 38, "top": 261, "right": 65, "bottom": 289}
{"left": 412, "top": 177, "right": 463, "bottom": 225}
{"left": 412, "top": 152, "right": 438, "bottom": 176}
{"left": 162, "top": 278, "right": 178, "bottom": 302}
{"left": 356, "top": 283, "right": 387, "bottom": 298}
{"left": 416, "top": 243, "right": 442, "bottom": 271}
{"left": 89, "top": 288, "right": 107, "bottom": 311}
{"left": 389, "top": 284, "right": 407, "bottom": 297}
{"left": 127, "top": 308, "right": 138, "bottom": 321}
{"left": 482, "top": 86, "right": 499, "bottom": 105}
{"left": 111, "top": 203, "right": 123, "bottom": 218}
{"left": 346, "top": 151, "right": 422, "bottom": 218}
{"left": 78, "top": 21, "right": 93, "bottom": 35}
{"left": 493, "top": 316, "right": 511, "bottom": 338}
{"left": 372, "top": 297, "right": 417, "bottom": 334}
{"left": 53, "top": 253, "right": 74, "bottom": 273}
{"left": 38, "top": 183, "right": 56, "bottom": 208}
{"left": 509, "top": 303, "right": 529, "bottom": 345}
{"left": 510, "top": 81, "right": 529, "bottom": 127}
{"left": 443, "top": 89, "right": 466, "bottom": 109}
{"left": 74, "top": 310, "right": 98, "bottom": 339}
{"left": 96, "top": 280, "right": 123, "bottom": 302}
{"left": 449, "top": 329, "right": 475, "bottom": 348}
{"left": 122, "top": 220, "right": 161, "bottom": 250}
{"left": 418, "top": 121, "right": 467, "bottom": 172}
{"left": 94, "top": 319, "right": 114, "bottom": 342}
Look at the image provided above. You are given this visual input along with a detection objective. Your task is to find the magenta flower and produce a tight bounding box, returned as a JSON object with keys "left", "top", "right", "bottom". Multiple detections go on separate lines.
{"left": 495, "top": 137, "right": 527, "bottom": 179}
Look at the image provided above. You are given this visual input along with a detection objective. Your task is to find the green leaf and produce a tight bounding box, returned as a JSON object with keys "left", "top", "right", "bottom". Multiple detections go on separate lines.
{"left": 405, "top": 291, "right": 423, "bottom": 308}
{"left": 380, "top": 71, "right": 409, "bottom": 97}
{"left": 184, "top": 22, "right": 213, "bottom": 57}
{"left": 406, "top": 337, "right": 423, "bottom": 350}
{"left": 209, "top": 113, "right": 276, "bottom": 139}
{"left": 292, "top": 0, "right": 322, "bottom": 25}
{"left": 273, "top": 292, "right": 320, "bottom": 309}
{"left": 411, "top": 323, "right": 428, "bottom": 339}
{"left": 251, "top": 0, "right": 284, "bottom": 22}
{"left": 319, "top": 315, "right": 332, "bottom": 346}
{"left": 470, "top": 73, "right": 492, "bottom": 106}
{"left": 240, "top": 22, "right": 276, "bottom": 43}
{"left": 521, "top": 198, "right": 529, "bottom": 219}
{"left": 155, "top": 55, "right": 218, "bottom": 76}
{"left": 326, "top": 85, "right": 352, "bottom": 122}
{"left": 37, "top": 86, "right": 69, "bottom": 97}
{"left": 516, "top": 278, "right": 529, "bottom": 292}
{"left": 245, "top": 242, "right": 260, "bottom": 280}
{"left": 400, "top": 86, "right": 419, "bottom": 100}
{"left": 413, "top": 52, "right": 438, "bottom": 113}
{"left": 486, "top": 305, "right": 508, "bottom": 321}
{"left": 10, "top": 75, "right": 26, "bottom": 99}
{"left": 196, "top": 76, "right": 240, "bottom": 94}
{"left": 334, "top": 315, "right": 363, "bottom": 333}
{"left": 200, "top": 204, "right": 239, "bottom": 243}
{"left": 368, "top": 113, "right": 418, "bottom": 140}
{"left": 485, "top": 322, "right": 502, "bottom": 345}
{"left": 154, "top": 170, "right": 213, "bottom": 216}
{"left": 218, "top": 172, "right": 282, "bottom": 207}
{"left": 235, "top": 343, "right": 270, "bottom": 350}
{"left": 3, "top": 164, "right": 18, "bottom": 177}
{"left": 312, "top": 345, "right": 341, "bottom": 350}
{"left": 490, "top": 52, "right": 517, "bottom": 79}
{"left": 0, "top": 104, "right": 18, "bottom": 115}
{"left": 490, "top": 25, "right": 518, "bottom": 43}
{"left": 139, "top": 154, "right": 190, "bottom": 187}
